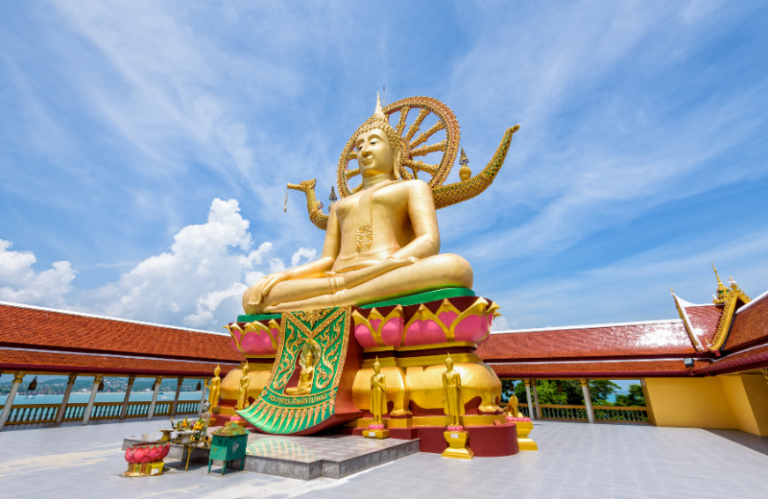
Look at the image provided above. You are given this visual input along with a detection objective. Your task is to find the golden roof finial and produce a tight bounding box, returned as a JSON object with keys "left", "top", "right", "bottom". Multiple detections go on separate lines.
{"left": 712, "top": 262, "right": 725, "bottom": 289}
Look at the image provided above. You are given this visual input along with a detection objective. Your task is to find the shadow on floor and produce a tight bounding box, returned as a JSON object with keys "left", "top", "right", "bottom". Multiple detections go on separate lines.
{"left": 705, "top": 428, "right": 768, "bottom": 457}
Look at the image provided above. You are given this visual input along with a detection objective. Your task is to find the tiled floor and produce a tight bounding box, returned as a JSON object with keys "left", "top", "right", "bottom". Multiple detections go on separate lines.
{"left": 1, "top": 420, "right": 767, "bottom": 498}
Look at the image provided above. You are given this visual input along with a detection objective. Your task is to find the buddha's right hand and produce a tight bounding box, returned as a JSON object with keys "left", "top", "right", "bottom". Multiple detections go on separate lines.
{"left": 248, "top": 271, "right": 291, "bottom": 306}
{"left": 340, "top": 256, "right": 417, "bottom": 290}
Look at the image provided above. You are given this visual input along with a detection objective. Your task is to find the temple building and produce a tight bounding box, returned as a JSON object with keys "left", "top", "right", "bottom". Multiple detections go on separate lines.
{"left": 3, "top": 269, "right": 767, "bottom": 435}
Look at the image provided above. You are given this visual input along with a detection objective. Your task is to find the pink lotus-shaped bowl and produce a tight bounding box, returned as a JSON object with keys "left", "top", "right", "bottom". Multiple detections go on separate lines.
{"left": 125, "top": 442, "right": 170, "bottom": 464}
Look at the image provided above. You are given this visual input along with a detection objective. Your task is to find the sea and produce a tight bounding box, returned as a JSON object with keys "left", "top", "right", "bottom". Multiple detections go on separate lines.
{"left": 0, "top": 391, "right": 203, "bottom": 406}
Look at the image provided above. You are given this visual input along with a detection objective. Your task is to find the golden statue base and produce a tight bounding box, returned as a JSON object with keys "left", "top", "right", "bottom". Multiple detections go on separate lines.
{"left": 516, "top": 420, "right": 538, "bottom": 451}
{"left": 441, "top": 430, "right": 474, "bottom": 460}
{"left": 363, "top": 428, "right": 390, "bottom": 439}
{"left": 124, "top": 461, "right": 164, "bottom": 477}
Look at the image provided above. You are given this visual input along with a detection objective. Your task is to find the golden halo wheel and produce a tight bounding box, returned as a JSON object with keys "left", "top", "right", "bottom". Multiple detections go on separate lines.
{"left": 336, "top": 96, "right": 461, "bottom": 197}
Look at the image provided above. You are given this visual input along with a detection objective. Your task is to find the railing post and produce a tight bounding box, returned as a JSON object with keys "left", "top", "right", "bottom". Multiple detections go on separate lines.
{"left": 82, "top": 374, "right": 103, "bottom": 425}
{"left": 524, "top": 378, "right": 535, "bottom": 420}
{"left": 0, "top": 372, "right": 25, "bottom": 431}
{"left": 55, "top": 373, "right": 78, "bottom": 424}
{"left": 532, "top": 379, "right": 542, "bottom": 419}
{"left": 171, "top": 376, "right": 184, "bottom": 417}
{"left": 120, "top": 375, "right": 136, "bottom": 420}
{"left": 148, "top": 377, "right": 162, "bottom": 420}
{"left": 198, "top": 379, "right": 207, "bottom": 417}
{"left": 580, "top": 378, "right": 595, "bottom": 423}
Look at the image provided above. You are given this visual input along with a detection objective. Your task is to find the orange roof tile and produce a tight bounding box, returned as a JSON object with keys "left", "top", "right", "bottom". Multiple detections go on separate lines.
{"left": 0, "top": 302, "right": 242, "bottom": 364}
{"left": 479, "top": 320, "right": 695, "bottom": 362}
{"left": 680, "top": 303, "right": 723, "bottom": 350}
{"left": 0, "top": 347, "right": 238, "bottom": 377}
{"left": 724, "top": 293, "right": 768, "bottom": 352}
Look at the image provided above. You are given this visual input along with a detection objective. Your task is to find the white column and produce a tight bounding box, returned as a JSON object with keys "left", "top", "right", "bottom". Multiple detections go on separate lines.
{"left": 82, "top": 374, "right": 103, "bottom": 425}
{"left": 55, "top": 373, "right": 78, "bottom": 424}
{"left": 119, "top": 375, "right": 136, "bottom": 419}
{"left": 581, "top": 378, "right": 595, "bottom": 424}
{"left": 524, "top": 378, "right": 535, "bottom": 420}
{"left": 171, "top": 376, "right": 184, "bottom": 416}
{"left": 198, "top": 380, "right": 207, "bottom": 417}
{"left": 532, "top": 379, "right": 542, "bottom": 419}
{"left": 0, "top": 372, "right": 25, "bottom": 431}
{"left": 147, "top": 377, "right": 162, "bottom": 420}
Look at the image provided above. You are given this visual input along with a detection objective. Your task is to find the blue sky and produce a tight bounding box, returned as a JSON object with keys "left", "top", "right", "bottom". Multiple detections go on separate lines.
{"left": 1, "top": 1, "right": 767, "bottom": 331}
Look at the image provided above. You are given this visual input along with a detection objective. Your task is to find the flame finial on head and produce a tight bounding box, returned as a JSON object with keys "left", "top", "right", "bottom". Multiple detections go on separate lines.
{"left": 354, "top": 94, "right": 406, "bottom": 176}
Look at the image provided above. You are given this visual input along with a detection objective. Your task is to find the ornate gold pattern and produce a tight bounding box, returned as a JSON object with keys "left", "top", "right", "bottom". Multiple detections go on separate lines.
{"left": 239, "top": 307, "right": 352, "bottom": 434}
{"left": 294, "top": 308, "right": 332, "bottom": 328}
{"left": 351, "top": 305, "right": 404, "bottom": 347}
{"left": 709, "top": 267, "right": 751, "bottom": 351}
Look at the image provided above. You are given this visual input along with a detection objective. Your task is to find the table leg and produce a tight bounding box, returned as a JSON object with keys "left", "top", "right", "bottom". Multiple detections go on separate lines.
{"left": 208, "top": 459, "right": 212, "bottom": 474}
{"left": 185, "top": 445, "right": 192, "bottom": 471}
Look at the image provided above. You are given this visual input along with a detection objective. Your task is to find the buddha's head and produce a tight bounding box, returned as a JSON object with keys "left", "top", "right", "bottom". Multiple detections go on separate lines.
{"left": 214, "top": 364, "right": 220, "bottom": 377}
{"left": 373, "top": 357, "right": 381, "bottom": 374}
{"left": 445, "top": 354, "right": 454, "bottom": 370}
{"left": 355, "top": 94, "right": 406, "bottom": 181}
{"left": 242, "top": 361, "right": 249, "bottom": 376}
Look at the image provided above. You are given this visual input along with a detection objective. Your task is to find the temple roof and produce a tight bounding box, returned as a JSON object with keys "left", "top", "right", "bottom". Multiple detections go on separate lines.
{"left": 0, "top": 301, "right": 242, "bottom": 376}
{"left": 723, "top": 289, "right": 768, "bottom": 352}
{"left": 672, "top": 294, "right": 723, "bottom": 351}
{"left": 480, "top": 319, "right": 695, "bottom": 362}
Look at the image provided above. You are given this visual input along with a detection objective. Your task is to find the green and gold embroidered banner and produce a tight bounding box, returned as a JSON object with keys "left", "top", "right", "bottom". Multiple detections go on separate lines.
{"left": 237, "top": 306, "right": 351, "bottom": 434}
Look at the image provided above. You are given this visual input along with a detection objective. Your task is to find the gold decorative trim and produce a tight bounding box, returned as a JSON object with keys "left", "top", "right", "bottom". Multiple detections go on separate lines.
{"left": 361, "top": 352, "right": 484, "bottom": 369}
{"left": 710, "top": 266, "right": 751, "bottom": 351}
{"left": 363, "top": 341, "right": 479, "bottom": 353}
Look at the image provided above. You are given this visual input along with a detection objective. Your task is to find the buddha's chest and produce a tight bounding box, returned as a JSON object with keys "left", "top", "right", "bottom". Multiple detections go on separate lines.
{"left": 335, "top": 187, "right": 409, "bottom": 230}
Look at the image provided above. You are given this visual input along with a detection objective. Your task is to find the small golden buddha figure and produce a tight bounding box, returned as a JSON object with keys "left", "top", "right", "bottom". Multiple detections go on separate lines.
{"left": 504, "top": 392, "right": 520, "bottom": 418}
{"left": 370, "top": 357, "right": 387, "bottom": 426}
{"left": 236, "top": 362, "right": 251, "bottom": 411}
{"left": 204, "top": 364, "right": 221, "bottom": 410}
{"left": 442, "top": 354, "right": 464, "bottom": 427}
{"left": 286, "top": 343, "right": 317, "bottom": 395}
{"left": 242, "top": 95, "right": 473, "bottom": 314}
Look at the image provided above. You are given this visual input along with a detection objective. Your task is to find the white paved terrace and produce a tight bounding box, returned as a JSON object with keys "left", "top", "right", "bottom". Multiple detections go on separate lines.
{"left": 0, "top": 420, "right": 767, "bottom": 499}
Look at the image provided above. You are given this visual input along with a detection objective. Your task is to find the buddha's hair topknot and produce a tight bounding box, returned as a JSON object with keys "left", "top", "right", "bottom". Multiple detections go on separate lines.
{"left": 354, "top": 94, "right": 407, "bottom": 164}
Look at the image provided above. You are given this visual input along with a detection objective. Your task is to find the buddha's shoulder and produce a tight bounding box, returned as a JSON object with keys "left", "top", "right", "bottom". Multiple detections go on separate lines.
{"left": 397, "top": 179, "right": 430, "bottom": 193}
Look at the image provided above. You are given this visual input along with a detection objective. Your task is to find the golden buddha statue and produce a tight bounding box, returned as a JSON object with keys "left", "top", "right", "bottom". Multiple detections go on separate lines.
{"left": 442, "top": 354, "right": 464, "bottom": 427}
{"left": 204, "top": 364, "right": 221, "bottom": 410}
{"left": 504, "top": 392, "right": 520, "bottom": 418}
{"left": 370, "top": 357, "right": 387, "bottom": 425}
{"left": 285, "top": 342, "right": 318, "bottom": 395}
{"left": 242, "top": 95, "right": 473, "bottom": 314}
{"left": 236, "top": 362, "right": 251, "bottom": 411}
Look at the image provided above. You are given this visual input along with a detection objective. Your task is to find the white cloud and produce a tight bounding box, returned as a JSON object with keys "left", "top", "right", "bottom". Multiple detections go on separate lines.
{"left": 291, "top": 247, "right": 318, "bottom": 267}
{"left": 0, "top": 199, "right": 314, "bottom": 329}
{"left": 491, "top": 315, "right": 510, "bottom": 332}
{"left": 0, "top": 240, "right": 76, "bottom": 307}
{"left": 47, "top": 198, "right": 314, "bottom": 329}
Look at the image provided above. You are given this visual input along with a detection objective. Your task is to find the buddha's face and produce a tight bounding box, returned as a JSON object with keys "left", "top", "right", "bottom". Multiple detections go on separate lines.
{"left": 445, "top": 358, "right": 454, "bottom": 370}
{"left": 356, "top": 129, "right": 396, "bottom": 179}
{"left": 303, "top": 350, "right": 314, "bottom": 366}
{"left": 373, "top": 362, "right": 380, "bottom": 374}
